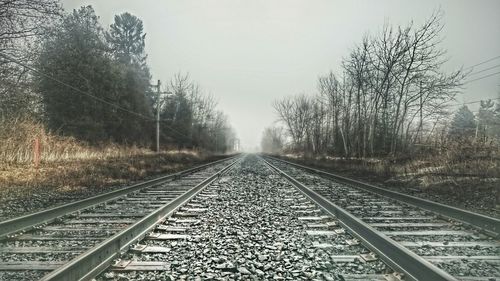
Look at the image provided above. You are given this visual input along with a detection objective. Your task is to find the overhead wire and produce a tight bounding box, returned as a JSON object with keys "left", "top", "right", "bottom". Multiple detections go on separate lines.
{"left": 464, "top": 55, "right": 500, "bottom": 70}
{"left": 459, "top": 55, "right": 500, "bottom": 84}
{"left": 468, "top": 64, "right": 500, "bottom": 76}
{"left": 463, "top": 71, "right": 500, "bottom": 84}
{"left": 440, "top": 56, "right": 500, "bottom": 107}
{"left": 447, "top": 97, "right": 500, "bottom": 107}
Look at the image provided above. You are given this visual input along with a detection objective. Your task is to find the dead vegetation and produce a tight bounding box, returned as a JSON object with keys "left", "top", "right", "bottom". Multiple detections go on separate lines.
{"left": 277, "top": 140, "right": 500, "bottom": 217}
{"left": 285, "top": 141, "right": 499, "bottom": 189}
{"left": 0, "top": 117, "right": 221, "bottom": 193}
{"left": 0, "top": 117, "right": 233, "bottom": 220}
{"left": 1, "top": 117, "right": 155, "bottom": 164}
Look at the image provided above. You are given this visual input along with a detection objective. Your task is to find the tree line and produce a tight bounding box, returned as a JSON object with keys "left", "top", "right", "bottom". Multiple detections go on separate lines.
{"left": 449, "top": 102, "right": 500, "bottom": 141}
{"left": 0, "top": 1, "right": 236, "bottom": 153}
{"left": 160, "top": 73, "right": 237, "bottom": 153}
{"left": 263, "top": 11, "right": 500, "bottom": 157}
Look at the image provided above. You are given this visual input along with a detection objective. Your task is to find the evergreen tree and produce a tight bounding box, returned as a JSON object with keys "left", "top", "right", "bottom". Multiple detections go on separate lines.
{"left": 36, "top": 6, "right": 114, "bottom": 142}
{"left": 106, "top": 12, "right": 153, "bottom": 144}
{"left": 106, "top": 12, "right": 147, "bottom": 66}
{"left": 448, "top": 105, "right": 476, "bottom": 139}
{"left": 161, "top": 92, "right": 193, "bottom": 147}
{"left": 477, "top": 100, "right": 498, "bottom": 140}
{"left": 36, "top": 6, "right": 153, "bottom": 144}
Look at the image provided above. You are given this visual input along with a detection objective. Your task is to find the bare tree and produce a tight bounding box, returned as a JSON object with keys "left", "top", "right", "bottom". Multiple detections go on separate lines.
{"left": 0, "top": 0, "right": 62, "bottom": 119}
{"left": 273, "top": 11, "right": 466, "bottom": 159}
{"left": 273, "top": 94, "right": 314, "bottom": 153}
{"left": 260, "top": 126, "right": 285, "bottom": 153}
{"left": 161, "top": 72, "right": 234, "bottom": 152}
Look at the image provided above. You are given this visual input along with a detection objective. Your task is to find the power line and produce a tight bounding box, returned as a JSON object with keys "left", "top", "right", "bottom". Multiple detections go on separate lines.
{"left": 447, "top": 97, "right": 500, "bottom": 107}
{"left": 464, "top": 70, "right": 500, "bottom": 84}
{"left": 469, "top": 64, "right": 500, "bottom": 76}
{"left": 152, "top": 119, "right": 195, "bottom": 140}
{"left": 464, "top": 55, "right": 500, "bottom": 70}
{"left": 0, "top": 52, "right": 192, "bottom": 140}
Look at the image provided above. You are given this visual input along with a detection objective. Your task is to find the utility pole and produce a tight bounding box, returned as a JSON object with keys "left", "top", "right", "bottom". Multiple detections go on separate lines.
{"left": 475, "top": 119, "right": 479, "bottom": 140}
{"left": 156, "top": 80, "right": 161, "bottom": 153}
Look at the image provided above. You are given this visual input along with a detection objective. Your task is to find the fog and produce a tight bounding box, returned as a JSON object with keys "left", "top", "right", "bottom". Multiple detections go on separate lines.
{"left": 61, "top": 0, "right": 500, "bottom": 150}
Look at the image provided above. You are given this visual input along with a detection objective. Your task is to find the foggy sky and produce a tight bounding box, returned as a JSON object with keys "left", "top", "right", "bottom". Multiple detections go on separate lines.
{"left": 61, "top": 0, "right": 500, "bottom": 151}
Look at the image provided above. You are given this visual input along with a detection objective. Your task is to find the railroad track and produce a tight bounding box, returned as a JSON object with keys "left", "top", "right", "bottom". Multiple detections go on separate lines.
{"left": 0, "top": 155, "right": 240, "bottom": 281}
{"left": 94, "top": 154, "right": 397, "bottom": 281}
{"left": 263, "top": 155, "right": 500, "bottom": 281}
{"left": 1, "top": 154, "right": 498, "bottom": 280}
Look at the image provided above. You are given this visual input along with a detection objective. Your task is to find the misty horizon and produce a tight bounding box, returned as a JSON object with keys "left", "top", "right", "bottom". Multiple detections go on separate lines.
{"left": 60, "top": 0, "right": 500, "bottom": 151}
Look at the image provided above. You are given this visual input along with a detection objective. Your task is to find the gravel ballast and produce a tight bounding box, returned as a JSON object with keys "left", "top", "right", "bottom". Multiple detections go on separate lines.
{"left": 97, "top": 155, "right": 391, "bottom": 280}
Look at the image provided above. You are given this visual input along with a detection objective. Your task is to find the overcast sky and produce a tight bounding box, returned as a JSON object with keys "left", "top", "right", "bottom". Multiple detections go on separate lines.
{"left": 61, "top": 0, "right": 500, "bottom": 151}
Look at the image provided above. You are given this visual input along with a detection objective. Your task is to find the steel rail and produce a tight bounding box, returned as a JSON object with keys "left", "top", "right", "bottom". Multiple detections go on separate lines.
{"left": 0, "top": 154, "right": 239, "bottom": 239}
{"left": 262, "top": 157, "right": 457, "bottom": 281}
{"left": 264, "top": 155, "right": 500, "bottom": 236}
{"left": 40, "top": 156, "right": 240, "bottom": 281}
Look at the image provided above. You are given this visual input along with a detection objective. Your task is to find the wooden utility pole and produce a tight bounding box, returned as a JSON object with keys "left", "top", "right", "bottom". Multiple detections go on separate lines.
{"left": 156, "top": 80, "right": 161, "bottom": 153}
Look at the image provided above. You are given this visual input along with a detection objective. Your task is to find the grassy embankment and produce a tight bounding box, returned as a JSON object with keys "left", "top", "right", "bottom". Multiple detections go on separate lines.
{"left": 0, "top": 118, "right": 226, "bottom": 200}
{"left": 275, "top": 142, "right": 500, "bottom": 216}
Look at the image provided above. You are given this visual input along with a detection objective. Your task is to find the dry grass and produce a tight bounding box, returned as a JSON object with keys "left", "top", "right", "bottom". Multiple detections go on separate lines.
{"left": 289, "top": 140, "right": 500, "bottom": 188}
{"left": 0, "top": 117, "right": 162, "bottom": 164}
{"left": 0, "top": 117, "right": 216, "bottom": 191}
{"left": 1, "top": 152, "right": 205, "bottom": 190}
{"left": 392, "top": 141, "right": 499, "bottom": 189}
{"left": 279, "top": 140, "right": 500, "bottom": 212}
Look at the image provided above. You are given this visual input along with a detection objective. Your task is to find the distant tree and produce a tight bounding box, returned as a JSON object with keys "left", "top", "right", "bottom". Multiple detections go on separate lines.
{"left": 162, "top": 91, "right": 194, "bottom": 147}
{"left": 496, "top": 96, "right": 500, "bottom": 138}
{"left": 190, "top": 87, "right": 218, "bottom": 149}
{"left": 448, "top": 105, "right": 476, "bottom": 139}
{"left": 261, "top": 126, "right": 285, "bottom": 153}
{"left": 273, "top": 95, "right": 313, "bottom": 152}
{"left": 158, "top": 73, "right": 234, "bottom": 152}
{"left": 318, "top": 72, "right": 343, "bottom": 155}
{"left": 494, "top": 93, "right": 500, "bottom": 138}
{"left": 109, "top": 62, "right": 153, "bottom": 144}
{"left": 209, "top": 111, "right": 234, "bottom": 153}
{"left": 477, "top": 100, "right": 499, "bottom": 140}
{"left": 106, "top": 12, "right": 147, "bottom": 66}
{"left": 161, "top": 73, "right": 194, "bottom": 147}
